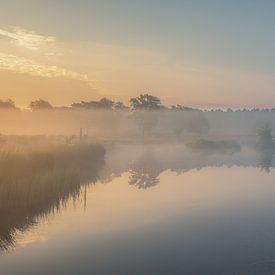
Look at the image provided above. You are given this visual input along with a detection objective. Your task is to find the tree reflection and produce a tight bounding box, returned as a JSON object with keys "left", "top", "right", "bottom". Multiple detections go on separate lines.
{"left": 258, "top": 150, "right": 274, "bottom": 173}
{"left": 129, "top": 153, "right": 160, "bottom": 189}
{"left": 256, "top": 125, "right": 275, "bottom": 173}
{"left": 3, "top": 137, "right": 275, "bottom": 252}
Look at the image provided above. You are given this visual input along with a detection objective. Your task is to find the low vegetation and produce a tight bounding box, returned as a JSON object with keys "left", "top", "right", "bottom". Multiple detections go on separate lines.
{"left": 186, "top": 139, "right": 242, "bottom": 154}
{"left": 0, "top": 140, "right": 105, "bottom": 251}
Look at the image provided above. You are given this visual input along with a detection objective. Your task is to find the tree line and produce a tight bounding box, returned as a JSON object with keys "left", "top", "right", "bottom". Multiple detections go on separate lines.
{"left": 1, "top": 94, "right": 275, "bottom": 112}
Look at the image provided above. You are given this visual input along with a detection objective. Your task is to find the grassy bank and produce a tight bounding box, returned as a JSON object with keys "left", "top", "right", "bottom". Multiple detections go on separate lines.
{"left": 0, "top": 141, "right": 105, "bottom": 251}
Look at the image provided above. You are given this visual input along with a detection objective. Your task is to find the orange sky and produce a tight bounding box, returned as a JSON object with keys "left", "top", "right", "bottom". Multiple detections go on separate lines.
{"left": 2, "top": 2, "right": 275, "bottom": 108}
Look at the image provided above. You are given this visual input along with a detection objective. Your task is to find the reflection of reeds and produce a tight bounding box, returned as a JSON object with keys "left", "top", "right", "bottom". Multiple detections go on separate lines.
{"left": 0, "top": 143, "right": 105, "bottom": 251}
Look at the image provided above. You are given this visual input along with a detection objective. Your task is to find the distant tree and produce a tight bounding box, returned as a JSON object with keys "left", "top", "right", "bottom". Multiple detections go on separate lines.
{"left": 71, "top": 101, "right": 91, "bottom": 109}
{"left": 171, "top": 105, "right": 193, "bottom": 111}
{"left": 113, "top": 101, "right": 129, "bottom": 111}
{"left": 169, "top": 105, "right": 197, "bottom": 138}
{"left": 131, "top": 110, "right": 159, "bottom": 137}
{"left": 168, "top": 110, "right": 185, "bottom": 138}
{"left": 130, "top": 94, "right": 162, "bottom": 137}
{"left": 167, "top": 109, "right": 209, "bottom": 138}
{"left": 255, "top": 125, "right": 275, "bottom": 172}
{"left": 71, "top": 98, "right": 114, "bottom": 109}
{"left": 29, "top": 99, "right": 53, "bottom": 111}
{"left": 98, "top": 98, "right": 114, "bottom": 109}
{"left": 256, "top": 124, "right": 275, "bottom": 151}
{"left": 0, "top": 99, "right": 17, "bottom": 109}
{"left": 130, "top": 94, "right": 162, "bottom": 110}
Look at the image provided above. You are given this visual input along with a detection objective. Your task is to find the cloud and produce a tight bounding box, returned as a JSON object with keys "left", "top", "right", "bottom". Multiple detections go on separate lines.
{"left": 0, "top": 27, "right": 55, "bottom": 50}
{"left": 0, "top": 53, "right": 93, "bottom": 83}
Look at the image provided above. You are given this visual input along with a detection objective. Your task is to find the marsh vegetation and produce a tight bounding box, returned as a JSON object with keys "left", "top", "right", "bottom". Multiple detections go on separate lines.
{"left": 0, "top": 139, "right": 105, "bottom": 250}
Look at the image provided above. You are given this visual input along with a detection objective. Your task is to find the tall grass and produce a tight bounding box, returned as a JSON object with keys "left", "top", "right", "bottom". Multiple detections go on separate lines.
{"left": 0, "top": 141, "right": 105, "bottom": 251}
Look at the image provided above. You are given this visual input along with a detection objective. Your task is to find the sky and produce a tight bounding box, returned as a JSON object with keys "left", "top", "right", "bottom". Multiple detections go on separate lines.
{"left": 1, "top": 0, "right": 275, "bottom": 108}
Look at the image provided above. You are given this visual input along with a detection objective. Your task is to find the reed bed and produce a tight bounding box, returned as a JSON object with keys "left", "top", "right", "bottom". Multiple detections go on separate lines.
{"left": 0, "top": 140, "right": 105, "bottom": 251}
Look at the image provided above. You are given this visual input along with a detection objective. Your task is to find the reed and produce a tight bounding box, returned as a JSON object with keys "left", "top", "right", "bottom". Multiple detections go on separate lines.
{"left": 0, "top": 141, "right": 105, "bottom": 251}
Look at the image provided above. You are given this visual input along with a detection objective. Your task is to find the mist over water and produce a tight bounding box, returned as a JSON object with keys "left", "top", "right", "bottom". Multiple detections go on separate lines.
{"left": 1, "top": 106, "right": 275, "bottom": 274}
{"left": 3, "top": 0, "right": 275, "bottom": 273}
{"left": 1, "top": 108, "right": 275, "bottom": 141}
{"left": 1, "top": 138, "right": 275, "bottom": 274}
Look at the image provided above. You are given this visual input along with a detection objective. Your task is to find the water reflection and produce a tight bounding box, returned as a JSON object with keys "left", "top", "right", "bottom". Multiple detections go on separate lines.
{"left": 129, "top": 153, "right": 160, "bottom": 189}
{"left": 256, "top": 124, "right": 275, "bottom": 172}
{"left": 101, "top": 143, "right": 275, "bottom": 185}
{"left": 1, "top": 142, "right": 275, "bottom": 252}
{"left": 258, "top": 150, "right": 274, "bottom": 172}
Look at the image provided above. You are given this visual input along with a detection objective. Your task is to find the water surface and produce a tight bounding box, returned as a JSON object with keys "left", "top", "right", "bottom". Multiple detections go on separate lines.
{"left": 1, "top": 144, "right": 275, "bottom": 274}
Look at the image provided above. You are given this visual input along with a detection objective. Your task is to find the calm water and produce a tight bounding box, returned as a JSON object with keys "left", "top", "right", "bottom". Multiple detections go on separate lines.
{"left": 1, "top": 144, "right": 275, "bottom": 274}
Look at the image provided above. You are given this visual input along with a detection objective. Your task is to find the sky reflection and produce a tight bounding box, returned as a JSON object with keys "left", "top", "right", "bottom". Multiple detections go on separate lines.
{"left": 2, "top": 164, "right": 275, "bottom": 274}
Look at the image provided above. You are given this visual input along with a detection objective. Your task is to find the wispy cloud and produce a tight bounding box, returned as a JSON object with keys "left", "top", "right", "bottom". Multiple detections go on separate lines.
{"left": 0, "top": 53, "right": 93, "bottom": 83}
{"left": 0, "top": 27, "right": 55, "bottom": 50}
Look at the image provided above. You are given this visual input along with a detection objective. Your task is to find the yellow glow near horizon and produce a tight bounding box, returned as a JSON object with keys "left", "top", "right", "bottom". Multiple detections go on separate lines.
{"left": 1, "top": 26, "right": 275, "bottom": 108}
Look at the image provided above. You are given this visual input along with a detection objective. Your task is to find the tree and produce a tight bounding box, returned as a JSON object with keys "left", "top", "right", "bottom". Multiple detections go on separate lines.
{"left": 130, "top": 94, "right": 162, "bottom": 137}
{"left": 98, "top": 98, "right": 114, "bottom": 109}
{"left": 71, "top": 98, "right": 114, "bottom": 109}
{"left": 256, "top": 124, "right": 275, "bottom": 151}
{"left": 131, "top": 109, "right": 160, "bottom": 137}
{"left": 29, "top": 99, "right": 53, "bottom": 111}
{"left": 256, "top": 125, "right": 275, "bottom": 172}
{"left": 167, "top": 109, "right": 209, "bottom": 137}
{"left": 130, "top": 94, "right": 162, "bottom": 110}
{"left": 0, "top": 99, "right": 17, "bottom": 109}
{"left": 113, "top": 101, "right": 129, "bottom": 111}
{"left": 169, "top": 106, "right": 194, "bottom": 138}
{"left": 171, "top": 105, "right": 193, "bottom": 111}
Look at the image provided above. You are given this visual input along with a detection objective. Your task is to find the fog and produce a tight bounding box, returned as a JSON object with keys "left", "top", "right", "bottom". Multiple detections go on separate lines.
{"left": 1, "top": 139, "right": 274, "bottom": 251}
{"left": 1, "top": 108, "right": 275, "bottom": 145}
{"left": 2, "top": 101, "right": 275, "bottom": 252}
{"left": 2, "top": 105, "right": 275, "bottom": 275}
